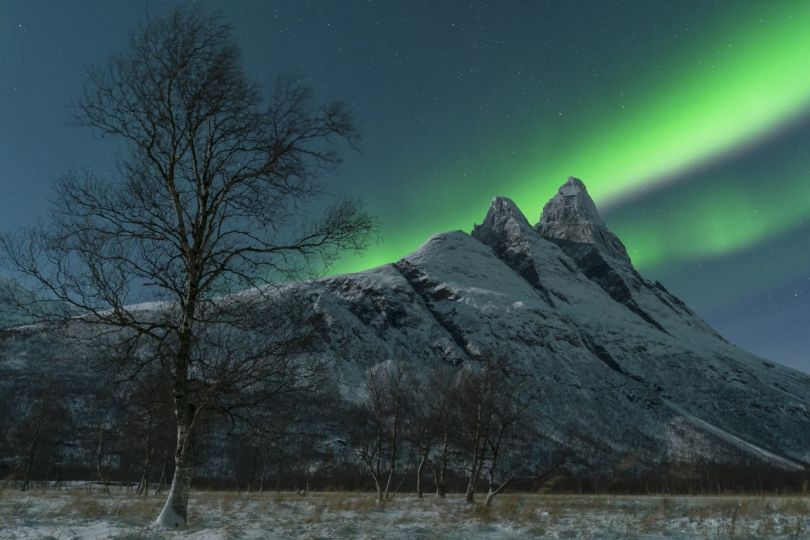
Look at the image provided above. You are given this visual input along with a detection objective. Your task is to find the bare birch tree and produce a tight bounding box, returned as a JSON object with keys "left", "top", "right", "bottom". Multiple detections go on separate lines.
{"left": 403, "top": 362, "right": 459, "bottom": 498}
{"left": 0, "top": 7, "right": 375, "bottom": 529}
{"left": 352, "top": 360, "right": 410, "bottom": 503}
{"left": 456, "top": 354, "right": 562, "bottom": 505}
{"left": 457, "top": 360, "right": 494, "bottom": 503}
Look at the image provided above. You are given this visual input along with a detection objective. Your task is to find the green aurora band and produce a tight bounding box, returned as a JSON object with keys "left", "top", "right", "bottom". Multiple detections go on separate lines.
{"left": 611, "top": 165, "right": 810, "bottom": 270}
{"left": 330, "top": 2, "right": 810, "bottom": 276}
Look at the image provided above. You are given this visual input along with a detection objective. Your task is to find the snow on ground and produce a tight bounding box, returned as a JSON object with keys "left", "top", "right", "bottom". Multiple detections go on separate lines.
{"left": 2, "top": 489, "right": 810, "bottom": 539}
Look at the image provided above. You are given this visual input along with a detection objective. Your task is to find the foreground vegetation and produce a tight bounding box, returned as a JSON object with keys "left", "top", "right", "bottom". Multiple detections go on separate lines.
{"left": 2, "top": 488, "right": 810, "bottom": 539}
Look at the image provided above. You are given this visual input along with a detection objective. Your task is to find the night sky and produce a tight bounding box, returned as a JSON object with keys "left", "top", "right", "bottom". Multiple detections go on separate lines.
{"left": 1, "top": 1, "right": 808, "bottom": 370}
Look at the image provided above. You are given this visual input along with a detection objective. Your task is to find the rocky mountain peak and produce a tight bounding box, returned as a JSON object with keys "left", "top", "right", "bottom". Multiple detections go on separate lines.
{"left": 486, "top": 196, "right": 529, "bottom": 223}
{"left": 536, "top": 177, "right": 631, "bottom": 264}
{"left": 471, "top": 196, "right": 533, "bottom": 248}
{"left": 472, "top": 197, "right": 537, "bottom": 255}
{"left": 537, "top": 176, "right": 605, "bottom": 230}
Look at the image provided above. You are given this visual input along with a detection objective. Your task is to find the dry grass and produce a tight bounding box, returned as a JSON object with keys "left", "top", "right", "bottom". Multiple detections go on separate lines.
{"left": 2, "top": 489, "right": 810, "bottom": 538}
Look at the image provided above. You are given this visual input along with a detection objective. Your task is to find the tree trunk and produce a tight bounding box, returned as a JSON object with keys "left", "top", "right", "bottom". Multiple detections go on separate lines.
{"left": 247, "top": 450, "right": 257, "bottom": 493}
{"left": 483, "top": 479, "right": 512, "bottom": 507}
{"left": 465, "top": 441, "right": 486, "bottom": 503}
{"left": 45, "top": 445, "right": 55, "bottom": 488}
{"left": 465, "top": 446, "right": 483, "bottom": 503}
{"left": 96, "top": 429, "right": 110, "bottom": 495}
{"left": 154, "top": 334, "right": 195, "bottom": 528}
{"left": 154, "top": 456, "right": 193, "bottom": 529}
{"left": 465, "top": 398, "right": 491, "bottom": 504}
{"left": 483, "top": 488, "right": 497, "bottom": 507}
{"left": 464, "top": 470, "right": 477, "bottom": 503}
{"left": 382, "top": 400, "right": 400, "bottom": 501}
{"left": 484, "top": 458, "right": 566, "bottom": 507}
{"left": 416, "top": 454, "right": 426, "bottom": 498}
{"left": 431, "top": 463, "right": 445, "bottom": 498}
{"left": 21, "top": 424, "right": 43, "bottom": 492}
{"left": 137, "top": 428, "right": 152, "bottom": 496}
{"left": 155, "top": 444, "right": 170, "bottom": 496}
{"left": 374, "top": 480, "right": 384, "bottom": 504}
{"left": 153, "top": 419, "right": 194, "bottom": 529}
{"left": 434, "top": 431, "right": 449, "bottom": 498}
{"left": 481, "top": 425, "right": 506, "bottom": 506}
{"left": 374, "top": 476, "right": 383, "bottom": 503}
{"left": 258, "top": 454, "right": 266, "bottom": 493}
{"left": 153, "top": 306, "right": 196, "bottom": 529}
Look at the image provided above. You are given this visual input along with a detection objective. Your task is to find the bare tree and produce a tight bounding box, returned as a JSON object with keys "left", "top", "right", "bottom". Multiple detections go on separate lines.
{"left": 0, "top": 7, "right": 375, "bottom": 529}
{"left": 403, "top": 362, "right": 459, "bottom": 498}
{"left": 478, "top": 371, "right": 565, "bottom": 507}
{"left": 455, "top": 354, "right": 561, "bottom": 505}
{"left": 352, "top": 360, "right": 410, "bottom": 503}
{"left": 457, "top": 361, "right": 493, "bottom": 503}
{"left": 14, "top": 403, "right": 46, "bottom": 492}
{"left": 0, "top": 332, "right": 76, "bottom": 493}
{"left": 122, "top": 360, "right": 174, "bottom": 496}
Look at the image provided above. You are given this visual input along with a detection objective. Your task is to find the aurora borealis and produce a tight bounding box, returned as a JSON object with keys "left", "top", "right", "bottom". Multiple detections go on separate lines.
{"left": 1, "top": 1, "right": 808, "bottom": 368}
{"left": 327, "top": 0, "right": 810, "bottom": 275}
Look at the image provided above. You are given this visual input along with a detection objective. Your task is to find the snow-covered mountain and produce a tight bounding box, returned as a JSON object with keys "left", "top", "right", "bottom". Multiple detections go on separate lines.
{"left": 289, "top": 177, "right": 810, "bottom": 473}
{"left": 3, "top": 177, "right": 810, "bottom": 479}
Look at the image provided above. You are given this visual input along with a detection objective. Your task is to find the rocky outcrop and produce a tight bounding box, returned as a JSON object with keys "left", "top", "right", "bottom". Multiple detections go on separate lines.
{"left": 537, "top": 176, "right": 632, "bottom": 264}
{"left": 534, "top": 176, "right": 722, "bottom": 340}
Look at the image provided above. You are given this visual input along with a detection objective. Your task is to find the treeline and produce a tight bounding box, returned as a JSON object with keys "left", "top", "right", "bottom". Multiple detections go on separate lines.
{"left": 2, "top": 324, "right": 805, "bottom": 500}
{"left": 0, "top": 326, "right": 562, "bottom": 505}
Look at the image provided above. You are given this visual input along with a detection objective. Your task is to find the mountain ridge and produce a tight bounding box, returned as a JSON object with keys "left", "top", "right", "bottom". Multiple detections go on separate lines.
{"left": 3, "top": 176, "right": 810, "bottom": 480}
{"left": 291, "top": 177, "right": 810, "bottom": 472}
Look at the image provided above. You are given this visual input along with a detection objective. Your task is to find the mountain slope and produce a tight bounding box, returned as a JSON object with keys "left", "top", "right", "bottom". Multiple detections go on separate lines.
{"left": 291, "top": 177, "right": 810, "bottom": 472}
{"left": 3, "top": 177, "right": 809, "bottom": 479}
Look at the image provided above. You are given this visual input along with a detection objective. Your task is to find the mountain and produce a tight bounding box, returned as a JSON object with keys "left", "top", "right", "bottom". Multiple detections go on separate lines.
{"left": 288, "top": 177, "right": 810, "bottom": 473}
{"left": 3, "top": 177, "right": 810, "bottom": 482}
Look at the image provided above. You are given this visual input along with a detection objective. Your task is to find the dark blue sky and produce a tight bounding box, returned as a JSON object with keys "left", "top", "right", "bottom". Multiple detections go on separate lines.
{"left": 1, "top": 1, "right": 808, "bottom": 370}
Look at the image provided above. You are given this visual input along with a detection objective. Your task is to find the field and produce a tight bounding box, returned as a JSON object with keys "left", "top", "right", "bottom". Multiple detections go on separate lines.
{"left": 2, "top": 488, "right": 810, "bottom": 538}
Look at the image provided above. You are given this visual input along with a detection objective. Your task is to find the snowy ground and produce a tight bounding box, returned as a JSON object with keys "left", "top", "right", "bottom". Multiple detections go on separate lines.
{"left": 2, "top": 488, "right": 810, "bottom": 539}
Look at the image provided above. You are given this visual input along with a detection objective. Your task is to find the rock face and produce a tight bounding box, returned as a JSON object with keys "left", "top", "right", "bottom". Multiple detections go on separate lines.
{"left": 535, "top": 177, "right": 721, "bottom": 339}
{"left": 537, "top": 176, "right": 631, "bottom": 264}
{"left": 4, "top": 177, "right": 810, "bottom": 479}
